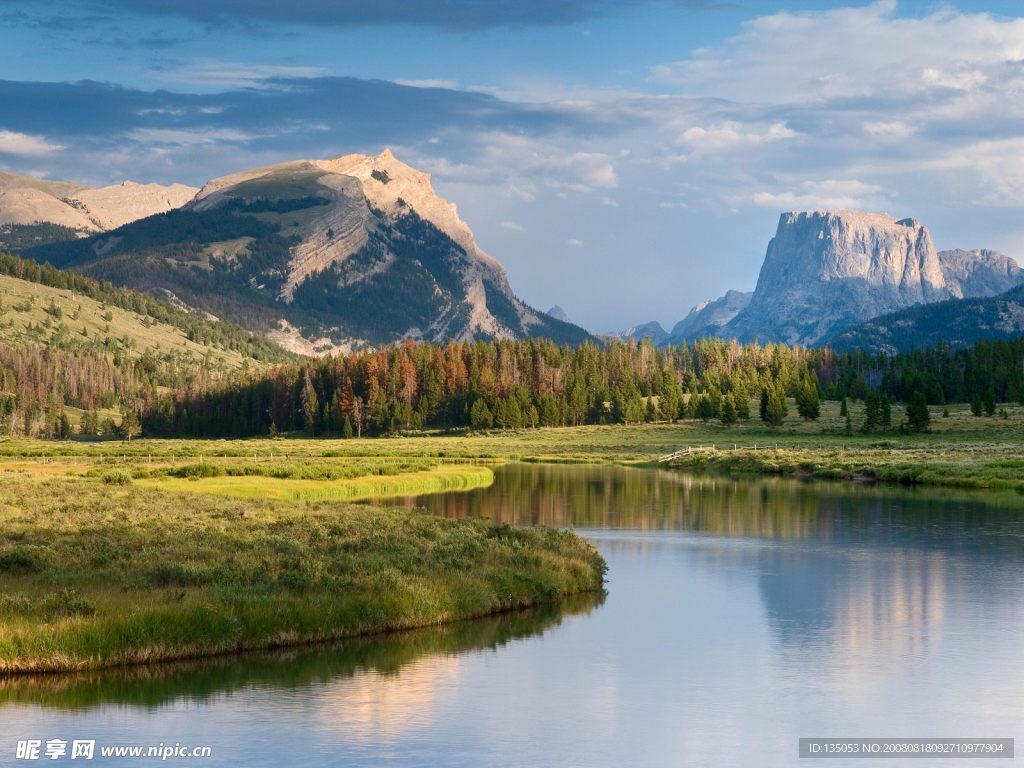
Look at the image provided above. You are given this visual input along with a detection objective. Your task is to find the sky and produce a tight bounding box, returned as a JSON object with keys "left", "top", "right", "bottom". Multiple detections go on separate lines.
{"left": 2, "top": 0, "right": 1024, "bottom": 332}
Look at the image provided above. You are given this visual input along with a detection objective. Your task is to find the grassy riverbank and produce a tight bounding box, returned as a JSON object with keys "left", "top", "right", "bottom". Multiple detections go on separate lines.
{"left": 0, "top": 475, "right": 604, "bottom": 674}
{"left": 0, "top": 400, "right": 1021, "bottom": 493}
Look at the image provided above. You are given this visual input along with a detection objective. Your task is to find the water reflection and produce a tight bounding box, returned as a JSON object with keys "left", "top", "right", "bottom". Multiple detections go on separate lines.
{"left": 405, "top": 464, "right": 1024, "bottom": 680}
{"left": 0, "top": 593, "right": 604, "bottom": 712}
{"left": 404, "top": 462, "right": 1024, "bottom": 546}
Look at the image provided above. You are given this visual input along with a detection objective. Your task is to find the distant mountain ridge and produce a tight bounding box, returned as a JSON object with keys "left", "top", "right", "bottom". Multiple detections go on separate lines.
{"left": 827, "top": 282, "right": 1024, "bottom": 353}
{"left": 605, "top": 321, "right": 669, "bottom": 345}
{"left": 0, "top": 170, "right": 197, "bottom": 234}
{"left": 11, "top": 150, "right": 590, "bottom": 354}
{"left": 665, "top": 289, "right": 752, "bottom": 345}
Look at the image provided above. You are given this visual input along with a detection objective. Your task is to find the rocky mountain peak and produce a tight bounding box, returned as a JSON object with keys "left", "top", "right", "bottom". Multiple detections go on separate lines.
{"left": 315, "top": 149, "right": 501, "bottom": 271}
{"left": 716, "top": 210, "right": 950, "bottom": 345}
{"left": 14, "top": 151, "right": 589, "bottom": 354}
{"left": 762, "top": 210, "right": 946, "bottom": 296}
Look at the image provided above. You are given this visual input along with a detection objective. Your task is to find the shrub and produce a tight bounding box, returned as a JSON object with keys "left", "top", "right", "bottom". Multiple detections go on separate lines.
{"left": 41, "top": 588, "right": 96, "bottom": 617}
{"left": 101, "top": 469, "right": 133, "bottom": 485}
{"left": 0, "top": 548, "right": 39, "bottom": 573}
{"left": 167, "top": 462, "right": 226, "bottom": 479}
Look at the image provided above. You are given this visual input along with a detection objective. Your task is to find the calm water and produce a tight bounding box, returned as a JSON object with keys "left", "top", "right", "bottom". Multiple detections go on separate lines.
{"left": 3, "top": 464, "right": 1023, "bottom": 767}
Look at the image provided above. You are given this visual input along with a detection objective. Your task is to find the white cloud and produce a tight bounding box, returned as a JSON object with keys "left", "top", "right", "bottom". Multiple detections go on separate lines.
{"left": 424, "top": 132, "right": 620, "bottom": 196}
{"left": 0, "top": 130, "right": 64, "bottom": 157}
{"left": 565, "top": 238, "right": 585, "bottom": 248}
{"left": 158, "top": 61, "right": 326, "bottom": 88}
{"left": 127, "top": 128, "right": 256, "bottom": 147}
{"left": 395, "top": 79, "right": 460, "bottom": 90}
{"left": 921, "top": 137, "right": 1024, "bottom": 207}
{"left": 862, "top": 121, "right": 916, "bottom": 138}
{"left": 650, "top": 2, "right": 1024, "bottom": 106}
{"left": 751, "top": 179, "right": 885, "bottom": 211}
{"left": 677, "top": 121, "right": 796, "bottom": 156}
{"left": 500, "top": 220, "right": 524, "bottom": 231}
{"left": 601, "top": 197, "right": 619, "bottom": 207}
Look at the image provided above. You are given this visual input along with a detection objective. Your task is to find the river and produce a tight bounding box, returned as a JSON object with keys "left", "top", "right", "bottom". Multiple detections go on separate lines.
{"left": 2, "top": 464, "right": 1022, "bottom": 767}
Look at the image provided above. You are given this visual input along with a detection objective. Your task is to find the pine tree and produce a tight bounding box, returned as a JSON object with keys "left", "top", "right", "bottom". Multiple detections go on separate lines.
{"left": 342, "top": 416, "right": 354, "bottom": 439}
{"left": 796, "top": 377, "right": 820, "bottom": 420}
{"left": 861, "top": 390, "right": 880, "bottom": 433}
{"left": 983, "top": 386, "right": 996, "bottom": 416}
{"left": 120, "top": 407, "right": 141, "bottom": 441}
{"left": 880, "top": 395, "right": 892, "bottom": 429}
{"left": 760, "top": 385, "right": 787, "bottom": 428}
{"left": 720, "top": 394, "right": 737, "bottom": 425}
{"left": 470, "top": 398, "right": 493, "bottom": 430}
{"left": 301, "top": 371, "right": 320, "bottom": 435}
{"left": 906, "top": 390, "right": 931, "bottom": 432}
{"left": 645, "top": 397, "right": 658, "bottom": 423}
{"left": 971, "top": 394, "right": 983, "bottom": 416}
{"left": 734, "top": 388, "right": 751, "bottom": 419}
{"left": 840, "top": 397, "right": 849, "bottom": 417}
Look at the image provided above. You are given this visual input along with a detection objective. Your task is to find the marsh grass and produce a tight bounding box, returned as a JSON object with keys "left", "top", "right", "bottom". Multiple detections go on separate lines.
{"left": 136, "top": 465, "right": 495, "bottom": 502}
{"left": 0, "top": 476, "right": 604, "bottom": 674}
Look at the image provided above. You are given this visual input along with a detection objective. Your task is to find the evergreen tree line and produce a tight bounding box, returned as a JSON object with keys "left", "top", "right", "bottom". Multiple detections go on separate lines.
{"left": 137, "top": 336, "right": 1024, "bottom": 439}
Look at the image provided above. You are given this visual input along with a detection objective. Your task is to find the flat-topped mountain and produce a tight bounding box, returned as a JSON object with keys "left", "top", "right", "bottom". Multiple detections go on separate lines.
{"left": 664, "top": 211, "right": 1024, "bottom": 347}
{"left": 14, "top": 150, "right": 589, "bottom": 353}
{"left": 725, "top": 211, "right": 949, "bottom": 345}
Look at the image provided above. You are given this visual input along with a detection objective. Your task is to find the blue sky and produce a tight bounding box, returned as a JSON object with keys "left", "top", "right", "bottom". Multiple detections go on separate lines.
{"left": 2, "top": 0, "right": 1024, "bottom": 331}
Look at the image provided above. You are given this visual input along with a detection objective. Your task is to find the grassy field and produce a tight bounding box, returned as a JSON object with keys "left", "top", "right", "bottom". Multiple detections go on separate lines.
{"left": 0, "top": 474, "right": 604, "bottom": 674}
{"left": 1, "top": 399, "right": 1021, "bottom": 493}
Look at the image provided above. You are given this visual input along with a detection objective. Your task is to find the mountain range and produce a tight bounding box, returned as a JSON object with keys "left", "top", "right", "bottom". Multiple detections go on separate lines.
{"left": 3, "top": 156, "right": 1023, "bottom": 355}
{"left": 3, "top": 151, "right": 589, "bottom": 354}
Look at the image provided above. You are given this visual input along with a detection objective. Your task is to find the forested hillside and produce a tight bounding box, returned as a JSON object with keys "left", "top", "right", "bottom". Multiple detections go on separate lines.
{"left": 827, "top": 284, "right": 1024, "bottom": 353}
{"left": 0, "top": 252, "right": 295, "bottom": 438}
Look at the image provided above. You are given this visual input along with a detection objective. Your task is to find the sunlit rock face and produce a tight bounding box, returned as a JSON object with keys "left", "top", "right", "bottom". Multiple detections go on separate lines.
{"left": 722, "top": 211, "right": 952, "bottom": 345}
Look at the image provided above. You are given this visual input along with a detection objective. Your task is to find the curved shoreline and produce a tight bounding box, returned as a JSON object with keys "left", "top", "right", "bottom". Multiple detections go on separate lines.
{"left": 0, "top": 476, "right": 606, "bottom": 675}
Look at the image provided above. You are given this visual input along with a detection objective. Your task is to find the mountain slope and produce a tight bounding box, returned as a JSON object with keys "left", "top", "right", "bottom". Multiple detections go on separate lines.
{"left": 0, "top": 254, "right": 292, "bottom": 373}
{"left": 20, "top": 151, "right": 589, "bottom": 353}
{"left": 825, "top": 283, "right": 1024, "bottom": 353}
{"left": 606, "top": 321, "right": 669, "bottom": 345}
